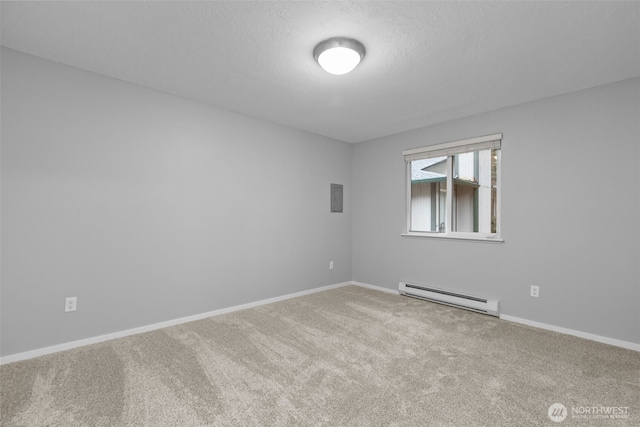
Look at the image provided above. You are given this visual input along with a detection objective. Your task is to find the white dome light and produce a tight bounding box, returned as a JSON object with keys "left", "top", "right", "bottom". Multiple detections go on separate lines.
{"left": 314, "top": 37, "right": 365, "bottom": 75}
{"left": 317, "top": 47, "right": 361, "bottom": 75}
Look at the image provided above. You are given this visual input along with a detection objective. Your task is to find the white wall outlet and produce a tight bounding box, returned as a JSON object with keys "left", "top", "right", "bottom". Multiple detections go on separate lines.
{"left": 329, "top": 261, "right": 334, "bottom": 270}
{"left": 65, "top": 297, "right": 77, "bottom": 312}
{"left": 530, "top": 285, "right": 539, "bottom": 298}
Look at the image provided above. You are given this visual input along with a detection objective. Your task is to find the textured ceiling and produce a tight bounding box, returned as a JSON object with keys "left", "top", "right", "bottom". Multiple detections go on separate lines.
{"left": 1, "top": 1, "right": 639, "bottom": 143}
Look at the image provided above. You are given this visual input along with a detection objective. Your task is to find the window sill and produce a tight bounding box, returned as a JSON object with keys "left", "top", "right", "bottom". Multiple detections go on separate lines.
{"left": 401, "top": 232, "right": 504, "bottom": 243}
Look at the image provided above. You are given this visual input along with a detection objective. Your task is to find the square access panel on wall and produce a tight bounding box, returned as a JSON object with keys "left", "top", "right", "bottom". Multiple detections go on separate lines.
{"left": 331, "top": 183, "right": 343, "bottom": 213}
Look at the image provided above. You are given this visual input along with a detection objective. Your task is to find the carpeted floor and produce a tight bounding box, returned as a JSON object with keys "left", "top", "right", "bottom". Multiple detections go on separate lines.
{"left": 1, "top": 285, "right": 639, "bottom": 426}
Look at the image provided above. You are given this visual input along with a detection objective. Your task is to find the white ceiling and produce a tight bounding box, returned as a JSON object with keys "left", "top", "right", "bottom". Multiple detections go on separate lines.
{"left": 1, "top": 1, "right": 639, "bottom": 143}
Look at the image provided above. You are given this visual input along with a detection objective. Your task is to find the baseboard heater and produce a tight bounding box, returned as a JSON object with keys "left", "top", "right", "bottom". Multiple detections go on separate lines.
{"left": 398, "top": 282, "right": 499, "bottom": 317}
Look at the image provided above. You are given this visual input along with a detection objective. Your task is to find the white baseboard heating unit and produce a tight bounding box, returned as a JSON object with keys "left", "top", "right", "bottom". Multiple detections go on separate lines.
{"left": 398, "top": 282, "right": 499, "bottom": 317}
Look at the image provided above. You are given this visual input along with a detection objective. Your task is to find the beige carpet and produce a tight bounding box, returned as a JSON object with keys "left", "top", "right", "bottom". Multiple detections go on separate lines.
{"left": 1, "top": 285, "right": 639, "bottom": 426}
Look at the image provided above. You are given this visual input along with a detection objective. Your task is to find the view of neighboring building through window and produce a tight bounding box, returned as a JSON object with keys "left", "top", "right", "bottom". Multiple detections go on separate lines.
{"left": 410, "top": 157, "right": 447, "bottom": 232}
{"left": 404, "top": 134, "right": 501, "bottom": 239}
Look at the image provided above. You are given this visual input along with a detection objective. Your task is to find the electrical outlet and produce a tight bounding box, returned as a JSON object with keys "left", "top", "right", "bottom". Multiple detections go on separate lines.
{"left": 65, "top": 297, "right": 77, "bottom": 312}
{"left": 530, "top": 286, "right": 539, "bottom": 298}
{"left": 329, "top": 261, "right": 334, "bottom": 270}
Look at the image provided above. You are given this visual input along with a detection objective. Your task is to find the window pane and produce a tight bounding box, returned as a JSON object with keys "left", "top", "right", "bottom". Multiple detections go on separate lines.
{"left": 452, "top": 149, "right": 498, "bottom": 233}
{"left": 410, "top": 157, "right": 447, "bottom": 232}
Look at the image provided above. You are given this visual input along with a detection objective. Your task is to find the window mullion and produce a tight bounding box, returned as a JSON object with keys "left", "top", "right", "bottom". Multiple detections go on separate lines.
{"left": 406, "top": 162, "right": 412, "bottom": 232}
{"left": 446, "top": 156, "right": 453, "bottom": 234}
{"left": 496, "top": 150, "right": 502, "bottom": 237}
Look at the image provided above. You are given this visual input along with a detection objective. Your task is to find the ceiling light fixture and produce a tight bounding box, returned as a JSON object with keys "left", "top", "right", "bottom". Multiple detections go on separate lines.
{"left": 313, "top": 37, "right": 365, "bottom": 75}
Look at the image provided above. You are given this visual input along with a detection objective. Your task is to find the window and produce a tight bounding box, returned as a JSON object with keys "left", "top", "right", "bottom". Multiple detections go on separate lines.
{"left": 403, "top": 133, "right": 502, "bottom": 241}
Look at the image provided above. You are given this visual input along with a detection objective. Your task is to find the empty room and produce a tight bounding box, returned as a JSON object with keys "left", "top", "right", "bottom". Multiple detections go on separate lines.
{"left": 1, "top": 1, "right": 639, "bottom": 426}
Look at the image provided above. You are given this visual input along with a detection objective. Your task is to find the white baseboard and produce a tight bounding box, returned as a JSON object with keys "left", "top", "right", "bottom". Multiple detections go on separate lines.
{"left": 351, "top": 281, "right": 399, "bottom": 295}
{"left": 4, "top": 281, "right": 635, "bottom": 364}
{"left": 353, "top": 281, "right": 640, "bottom": 352}
{"left": 500, "top": 314, "right": 640, "bottom": 352}
{"left": 0, "top": 281, "right": 353, "bottom": 365}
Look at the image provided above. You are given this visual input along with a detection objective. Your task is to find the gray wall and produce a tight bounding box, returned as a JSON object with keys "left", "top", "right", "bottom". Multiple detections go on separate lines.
{"left": 2, "top": 46, "right": 638, "bottom": 357}
{"left": 352, "top": 77, "right": 640, "bottom": 345}
{"left": 1, "top": 48, "right": 353, "bottom": 357}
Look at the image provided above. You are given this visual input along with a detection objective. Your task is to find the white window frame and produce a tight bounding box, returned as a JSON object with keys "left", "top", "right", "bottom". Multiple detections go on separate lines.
{"left": 402, "top": 133, "right": 504, "bottom": 243}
